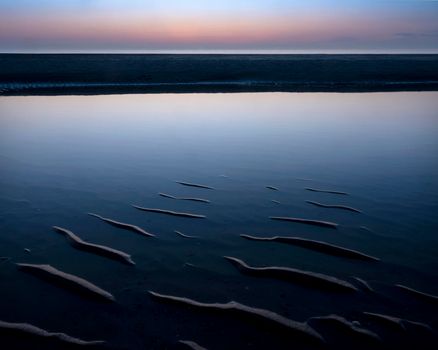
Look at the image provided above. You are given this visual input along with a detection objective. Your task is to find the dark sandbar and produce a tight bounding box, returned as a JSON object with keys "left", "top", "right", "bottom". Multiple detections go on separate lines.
{"left": 308, "top": 315, "right": 380, "bottom": 342}
{"left": 159, "top": 193, "right": 210, "bottom": 203}
{"left": 240, "top": 234, "right": 379, "bottom": 261}
{"left": 1, "top": 54, "right": 438, "bottom": 95}
{"left": 269, "top": 216, "right": 338, "bottom": 229}
{"left": 396, "top": 284, "right": 438, "bottom": 304}
{"left": 306, "top": 200, "right": 361, "bottom": 213}
{"left": 224, "top": 256, "right": 358, "bottom": 292}
{"left": 174, "top": 230, "right": 197, "bottom": 239}
{"left": 363, "top": 312, "right": 406, "bottom": 331}
{"left": 148, "top": 291, "right": 324, "bottom": 344}
{"left": 179, "top": 340, "right": 208, "bottom": 350}
{"left": 132, "top": 205, "right": 206, "bottom": 218}
{"left": 17, "top": 263, "right": 115, "bottom": 302}
{"left": 0, "top": 320, "right": 105, "bottom": 346}
{"left": 351, "top": 277, "right": 374, "bottom": 292}
{"left": 175, "top": 181, "right": 214, "bottom": 190}
{"left": 363, "top": 312, "right": 434, "bottom": 333}
{"left": 88, "top": 212, "right": 155, "bottom": 237}
{"left": 53, "top": 226, "right": 135, "bottom": 265}
{"left": 305, "top": 188, "right": 348, "bottom": 195}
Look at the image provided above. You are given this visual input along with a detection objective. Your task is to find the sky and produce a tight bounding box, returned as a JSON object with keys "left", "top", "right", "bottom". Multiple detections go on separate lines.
{"left": 0, "top": 0, "right": 437, "bottom": 52}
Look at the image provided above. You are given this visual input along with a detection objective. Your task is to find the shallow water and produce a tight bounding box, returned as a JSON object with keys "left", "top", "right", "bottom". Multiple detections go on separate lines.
{"left": 0, "top": 92, "right": 437, "bottom": 349}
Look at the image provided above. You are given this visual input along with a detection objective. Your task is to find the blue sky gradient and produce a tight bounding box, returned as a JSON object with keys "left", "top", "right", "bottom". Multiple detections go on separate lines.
{"left": 0, "top": 0, "right": 437, "bottom": 52}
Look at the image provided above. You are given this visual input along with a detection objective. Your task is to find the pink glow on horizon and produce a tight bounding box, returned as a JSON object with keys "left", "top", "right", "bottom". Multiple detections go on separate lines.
{"left": 1, "top": 11, "right": 437, "bottom": 50}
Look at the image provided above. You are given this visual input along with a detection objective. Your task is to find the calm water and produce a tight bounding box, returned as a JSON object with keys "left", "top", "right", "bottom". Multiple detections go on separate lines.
{"left": 0, "top": 92, "right": 437, "bottom": 349}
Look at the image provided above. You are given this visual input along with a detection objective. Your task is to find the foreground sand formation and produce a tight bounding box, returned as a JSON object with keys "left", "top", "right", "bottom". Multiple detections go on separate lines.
{"left": 269, "top": 216, "right": 339, "bottom": 229}
{"left": 88, "top": 212, "right": 155, "bottom": 237}
{"left": 132, "top": 205, "right": 206, "bottom": 219}
{"left": 224, "top": 256, "right": 358, "bottom": 292}
{"left": 363, "top": 312, "right": 434, "bottom": 333}
{"left": 148, "top": 291, "right": 325, "bottom": 344}
{"left": 396, "top": 284, "right": 438, "bottom": 304}
{"left": 0, "top": 320, "right": 105, "bottom": 346}
{"left": 16, "top": 263, "right": 115, "bottom": 302}
{"left": 306, "top": 200, "right": 362, "bottom": 213}
{"left": 3, "top": 177, "right": 436, "bottom": 349}
{"left": 175, "top": 230, "right": 198, "bottom": 239}
{"left": 53, "top": 226, "right": 135, "bottom": 265}
{"left": 159, "top": 193, "right": 210, "bottom": 203}
{"left": 179, "top": 340, "right": 208, "bottom": 350}
{"left": 305, "top": 188, "right": 349, "bottom": 195}
{"left": 308, "top": 315, "right": 381, "bottom": 343}
{"left": 240, "top": 234, "right": 379, "bottom": 261}
{"left": 351, "top": 277, "right": 374, "bottom": 292}
{"left": 175, "top": 181, "right": 214, "bottom": 189}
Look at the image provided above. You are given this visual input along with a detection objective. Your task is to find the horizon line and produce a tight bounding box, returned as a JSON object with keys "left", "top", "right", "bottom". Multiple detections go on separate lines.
{"left": 1, "top": 49, "right": 438, "bottom": 55}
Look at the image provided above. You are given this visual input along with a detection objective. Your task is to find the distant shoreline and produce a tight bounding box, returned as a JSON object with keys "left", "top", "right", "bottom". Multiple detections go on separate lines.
{"left": 1, "top": 54, "right": 438, "bottom": 95}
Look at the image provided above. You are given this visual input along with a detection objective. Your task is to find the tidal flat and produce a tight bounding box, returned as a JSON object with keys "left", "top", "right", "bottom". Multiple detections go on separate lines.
{"left": 0, "top": 92, "right": 437, "bottom": 349}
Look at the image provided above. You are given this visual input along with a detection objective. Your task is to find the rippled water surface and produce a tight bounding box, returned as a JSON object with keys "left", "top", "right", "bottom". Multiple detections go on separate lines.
{"left": 0, "top": 92, "right": 437, "bottom": 349}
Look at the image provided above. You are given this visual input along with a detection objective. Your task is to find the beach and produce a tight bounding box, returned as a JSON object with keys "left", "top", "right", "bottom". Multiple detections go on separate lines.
{"left": 1, "top": 54, "right": 438, "bottom": 95}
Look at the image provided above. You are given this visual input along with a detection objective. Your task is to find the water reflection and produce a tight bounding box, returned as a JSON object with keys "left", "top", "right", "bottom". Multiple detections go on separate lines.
{"left": 0, "top": 92, "right": 437, "bottom": 349}
{"left": 1, "top": 92, "right": 437, "bottom": 201}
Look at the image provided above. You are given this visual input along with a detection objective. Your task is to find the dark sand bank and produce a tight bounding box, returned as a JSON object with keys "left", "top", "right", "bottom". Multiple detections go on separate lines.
{"left": 1, "top": 54, "right": 438, "bottom": 95}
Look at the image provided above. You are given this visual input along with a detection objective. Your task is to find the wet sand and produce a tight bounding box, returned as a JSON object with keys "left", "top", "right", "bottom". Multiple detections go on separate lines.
{"left": 1, "top": 92, "right": 437, "bottom": 349}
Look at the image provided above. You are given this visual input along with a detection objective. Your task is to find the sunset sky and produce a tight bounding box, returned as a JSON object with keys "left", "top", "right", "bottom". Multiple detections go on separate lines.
{"left": 1, "top": 0, "right": 437, "bottom": 52}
